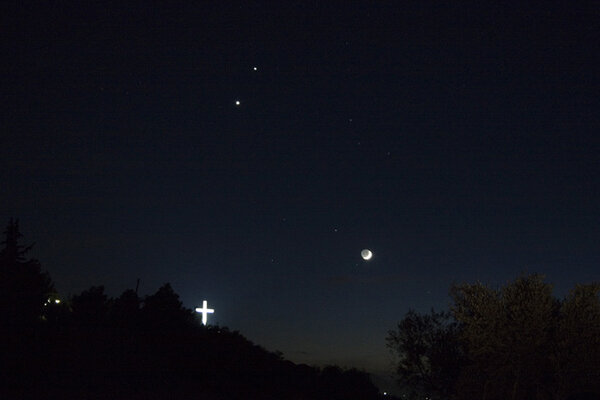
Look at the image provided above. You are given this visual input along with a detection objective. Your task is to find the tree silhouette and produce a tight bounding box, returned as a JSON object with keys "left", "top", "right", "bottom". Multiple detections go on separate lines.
{"left": 450, "top": 274, "right": 558, "bottom": 400}
{"left": 449, "top": 274, "right": 600, "bottom": 400}
{"left": 111, "top": 288, "right": 141, "bottom": 326}
{"left": 389, "top": 275, "right": 600, "bottom": 400}
{"left": 387, "top": 309, "right": 464, "bottom": 399}
{"left": 553, "top": 283, "right": 600, "bottom": 398}
{"left": 0, "top": 219, "right": 53, "bottom": 327}
{"left": 70, "top": 285, "right": 110, "bottom": 326}
{"left": 141, "top": 283, "right": 195, "bottom": 328}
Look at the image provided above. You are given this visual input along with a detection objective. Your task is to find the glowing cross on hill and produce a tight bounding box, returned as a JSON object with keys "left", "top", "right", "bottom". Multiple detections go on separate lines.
{"left": 195, "top": 300, "right": 214, "bottom": 326}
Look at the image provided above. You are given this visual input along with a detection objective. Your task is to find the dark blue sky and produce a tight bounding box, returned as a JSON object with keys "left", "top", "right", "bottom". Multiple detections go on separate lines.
{"left": 2, "top": 1, "right": 599, "bottom": 382}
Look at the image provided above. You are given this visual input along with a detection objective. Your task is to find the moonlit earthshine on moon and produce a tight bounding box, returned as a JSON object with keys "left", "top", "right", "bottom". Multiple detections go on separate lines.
{"left": 361, "top": 249, "right": 373, "bottom": 260}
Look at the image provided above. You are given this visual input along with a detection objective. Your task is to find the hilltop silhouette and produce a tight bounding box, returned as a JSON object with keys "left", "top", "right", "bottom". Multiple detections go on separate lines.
{"left": 0, "top": 220, "right": 381, "bottom": 399}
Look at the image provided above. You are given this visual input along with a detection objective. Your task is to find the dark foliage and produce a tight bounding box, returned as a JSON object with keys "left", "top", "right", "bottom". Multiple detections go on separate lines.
{"left": 0, "top": 220, "right": 381, "bottom": 400}
{"left": 0, "top": 219, "right": 54, "bottom": 327}
{"left": 5, "top": 283, "right": 381, "bottom": 399}
{"left": 387, "top": 309, "right": 464, "bottom": 399}
{"left": 388, "top": 274, "right": 600, "bottom": 400}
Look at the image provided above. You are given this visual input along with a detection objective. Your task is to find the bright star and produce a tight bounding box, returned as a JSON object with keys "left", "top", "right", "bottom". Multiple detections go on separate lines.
{"left": 235, "top": 100, "right": 241, "bottom": 106}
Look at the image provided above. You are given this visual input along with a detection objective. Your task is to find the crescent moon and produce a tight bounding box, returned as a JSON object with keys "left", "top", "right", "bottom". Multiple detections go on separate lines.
{"left": 361, "top": 249, "right": 373, "bottom": 260}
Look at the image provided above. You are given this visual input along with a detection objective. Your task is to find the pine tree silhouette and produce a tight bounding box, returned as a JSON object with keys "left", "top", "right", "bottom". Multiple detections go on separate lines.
{"left": 0, "top": 219, "right": 54, "bottom": 328}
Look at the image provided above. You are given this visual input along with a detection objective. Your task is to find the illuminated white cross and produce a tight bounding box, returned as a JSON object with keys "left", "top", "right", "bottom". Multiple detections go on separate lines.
{"left": 195, "top": 300, "right": 214, "bottom": 326}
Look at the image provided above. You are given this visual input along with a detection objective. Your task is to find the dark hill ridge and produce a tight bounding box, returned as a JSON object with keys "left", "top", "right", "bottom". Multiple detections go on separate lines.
{"left": 0, "top": 219, "right": 381, "bottom": 399}
{"left": 3, "top": 284, "right": 381, "bottom": 399}
{"left": 10, "top": 220, "right": 600, "bottom": 399}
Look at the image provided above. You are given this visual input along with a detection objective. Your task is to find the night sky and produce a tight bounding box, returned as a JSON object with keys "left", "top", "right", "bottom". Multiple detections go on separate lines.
{"left": 2, "top": 1, "right": 599, "bottom": 383}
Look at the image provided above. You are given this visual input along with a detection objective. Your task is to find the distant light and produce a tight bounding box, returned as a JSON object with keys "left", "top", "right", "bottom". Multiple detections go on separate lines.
{"left": 54, "top": 299, "right": 61, "bottom": 304}
{"left": 235, "top": 100, "right": 241, "bottom": 106}
{"left": 383, "top": 392, "right": 387, "bottom": 396}
{"left": 253, "top": 66, "right": 257, "bottom": 71}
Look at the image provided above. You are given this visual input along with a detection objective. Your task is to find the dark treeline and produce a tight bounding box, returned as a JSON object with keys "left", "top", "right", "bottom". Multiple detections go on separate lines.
{"left": 0, "top": 220, "right": 380, "bottom": 399}
{"left": 387, "top": 275, "right": 600, "bottom": 400}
